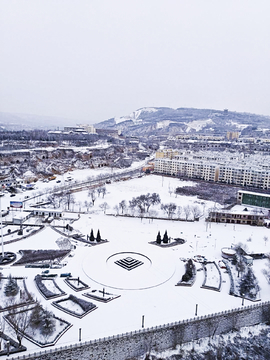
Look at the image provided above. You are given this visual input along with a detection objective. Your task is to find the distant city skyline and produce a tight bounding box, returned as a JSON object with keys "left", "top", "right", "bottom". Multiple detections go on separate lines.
{"left": 0, "top": 0, "right": 270, "bottom": 124}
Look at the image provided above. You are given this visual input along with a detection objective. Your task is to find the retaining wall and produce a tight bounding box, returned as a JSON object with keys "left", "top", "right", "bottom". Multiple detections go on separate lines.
{"left": 10, "top": 301, "right": 270, "bottom": 360}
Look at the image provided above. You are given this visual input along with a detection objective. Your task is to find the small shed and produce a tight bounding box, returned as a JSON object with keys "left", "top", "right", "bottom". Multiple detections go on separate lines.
{"left": 243, "top": 255, "right": 253, "bottom": 265}
{"left": 12, "top": 211, "right": 31, "bottom": 225}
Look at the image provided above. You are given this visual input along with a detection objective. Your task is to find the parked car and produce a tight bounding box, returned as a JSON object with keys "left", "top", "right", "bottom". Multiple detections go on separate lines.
{"left": 60, "top": 272, "right": 71, "bottom": 277}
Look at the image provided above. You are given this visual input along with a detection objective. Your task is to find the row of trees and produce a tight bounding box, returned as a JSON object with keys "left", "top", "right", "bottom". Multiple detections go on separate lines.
{"left": 114, "top": 195, "right": 202, "bottom": 220}
{"left": 46, "top": 185, "right": 108, "bottom": 211}
{"left": 46, "top": 186, "right": 203, "bottom": 221}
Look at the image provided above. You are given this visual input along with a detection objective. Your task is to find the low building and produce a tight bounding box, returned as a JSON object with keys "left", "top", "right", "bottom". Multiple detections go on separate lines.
{"left": 95, "top": 128, "right": 120, "bottom": 137}
{"left": 29, "top": 208, "right": 63, "bottom": 218}
{"left": 0, "top": 177, "right": 24, "bottom": 189}
{"left": 63, "top": 124, "right": 96, "bottom": 134}
{"left": 238, "top": 190, "right": 270, "bottom": 209}
{"left": 207, "top": 207, "right": 266, "bottom": 226}
{"left": 12, "top": 211, "right": 32, "bottom": 225}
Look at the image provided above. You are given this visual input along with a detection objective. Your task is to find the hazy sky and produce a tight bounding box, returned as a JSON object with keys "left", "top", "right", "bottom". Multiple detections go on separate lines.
{"left": 0, "top": 1, "right": 270, "bottom": 123}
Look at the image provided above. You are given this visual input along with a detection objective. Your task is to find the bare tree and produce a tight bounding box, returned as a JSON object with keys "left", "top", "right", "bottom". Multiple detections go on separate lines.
{"left": 191, "top": 205, "right": 202, "bottom": 220}
{"left": 183, "top": 205, "right": 191, "bottom": 220}
{"left": 97, "top": 187, "right": 103, "bottom": 197}
{"left": 129, "top": 197, "right": 138, "bottom": 216}
{"left": 6, "top": 300, "right": 33, "bottom": 347}
{"left": 47, "top": 194, "right": 58, "bottom": 209}
{"left": 101, "top": 187, "right": 107, "bottom": 198}
{"left": 161, "top": 203, "right": 177, "bottom": 219}
{"left": 113, "top": 205, "right": 119, "bottom": 215}
{"left": 148, "top": 193, "right": 161, "bottom": 211}
{"left": 119, "top": 200, "right": 127, "bottom": 214}
{"left": 88, "top": 189, "right": 97, "bottom": 205}
{"left": 99, "top": 202, "right": 109, "bottom": 214}
{"left": 128, "top": 193, "right": 161, "bottom": 216}
{"left": 84, "top": 200, "right": 92, "bottom": 212}
{"left": 177, "top": 205, "right": 182, "bottom": 219}
{"left": 62, "top": 192, "right": 75, "bottom": 211}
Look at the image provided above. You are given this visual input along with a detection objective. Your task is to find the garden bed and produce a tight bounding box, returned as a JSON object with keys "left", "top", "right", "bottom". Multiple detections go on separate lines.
{"left": 224, "top": 259, "right": 261, "bottom": 301}
{"left": 4, "top": 306, "right": 72, "bottom": 348}
{"left": 0, "top": 276, "right": 35, "bottom": 312}
{"left": 201, "top": 261, "right": 222, "bottom": 291}
{"left": 35, "top": 275, "right": 66, "bottom": 299}
{"left": 13, "top": 249, "right": 71, "bottom": 266}
{"left": 52, "top": 294, "right": 97, "bottom": 318}
{"left": 176, "top": 259, "right": 196, "bottom": 286}
{"left": 64, "top": 277, "right": 89, "bottom": 292}
{"left": 150, "top": 238, "right": 186, "bottom": 248}
{"left": 83, "top": 289, "right": 120, "bottom": 303}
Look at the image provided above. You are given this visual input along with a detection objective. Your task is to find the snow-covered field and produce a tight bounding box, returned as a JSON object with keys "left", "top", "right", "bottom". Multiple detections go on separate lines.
{"left": 1, "top": 171, "right": 270, "bottom": 359}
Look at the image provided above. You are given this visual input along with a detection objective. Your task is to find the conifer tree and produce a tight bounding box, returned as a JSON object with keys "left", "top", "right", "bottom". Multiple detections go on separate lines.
{"left": 96, "top": 229, "right": 101, "bottom": 242}
{"left": 163, "top": 230, "right": 169, "bottom": 244}
{"left": 239, "top": 267, "right": 260, "bottom": 299}
{"left": 156, "top": 231, "right": 161, "bottom": 244}
{"left": 4, "top": 274, "right": 19, "bottom": 297}
{"left": 90, "top": 229, "right": 95, "bottom": 242}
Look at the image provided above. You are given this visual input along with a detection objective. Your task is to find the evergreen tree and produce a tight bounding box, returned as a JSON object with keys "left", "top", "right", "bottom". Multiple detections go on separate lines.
{"left": 163, "top": 230, "right": 169, "bottom": 244}
{"left": 4, "top": 275, "right": 19, "bottom": 297}
{"left": 90, "top": 229, "right": 95, "bottom": 242}
{"left": 239, "top": 267, "right": 260, "bottom": 299}
{"left": 182, "top": 259, "right": 194, "bottom": 282}
{"left": 40, "top": 309, "right": 56, "bottom": 337}
{"left": 156, "top": 231, "right": 162, "bottom": 244}
{"left": 30, "top": 303, "right": 43, "bottom": 328}
{"left": 96, "top": 229, "right": 101, "bottom": 242}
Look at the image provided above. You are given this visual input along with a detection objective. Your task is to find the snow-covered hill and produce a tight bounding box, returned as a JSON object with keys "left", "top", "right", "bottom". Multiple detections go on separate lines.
{"left": 95, "top": 107, "right": 270, "bottom": 137}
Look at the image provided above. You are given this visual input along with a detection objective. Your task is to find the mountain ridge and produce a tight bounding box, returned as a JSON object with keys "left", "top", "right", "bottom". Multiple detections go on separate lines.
{"left": 94, "top": 107, "right": 270, "bottom": 137}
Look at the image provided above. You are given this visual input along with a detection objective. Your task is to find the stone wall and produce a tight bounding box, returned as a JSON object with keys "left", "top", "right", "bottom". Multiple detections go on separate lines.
{"left": 10, "top": 301, "right": 270, "bottom": 360}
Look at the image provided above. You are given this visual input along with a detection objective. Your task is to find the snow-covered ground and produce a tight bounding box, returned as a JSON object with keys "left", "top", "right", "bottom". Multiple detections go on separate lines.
{"left": 1, "top": 172, "right": 270, "bottom": 359}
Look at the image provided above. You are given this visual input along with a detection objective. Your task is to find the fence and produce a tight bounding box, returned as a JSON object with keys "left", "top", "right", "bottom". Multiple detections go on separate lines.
{"left": 9, "top": 300, "right": 270, "bottom": 360}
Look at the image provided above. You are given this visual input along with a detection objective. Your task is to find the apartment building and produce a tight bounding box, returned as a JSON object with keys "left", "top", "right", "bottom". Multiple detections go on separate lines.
{"left": 154, "top": 150, "right": 270, "bottom": 189}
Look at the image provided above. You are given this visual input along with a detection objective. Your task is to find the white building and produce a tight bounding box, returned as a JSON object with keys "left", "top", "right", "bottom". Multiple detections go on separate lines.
{"left": 154, "top": 150, "right": 270, "bottom": 189}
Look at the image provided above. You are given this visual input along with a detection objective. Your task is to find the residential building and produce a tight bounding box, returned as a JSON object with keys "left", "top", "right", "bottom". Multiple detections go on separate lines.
{"left": 154, "top": 150, "right": 270, "bottom": 189}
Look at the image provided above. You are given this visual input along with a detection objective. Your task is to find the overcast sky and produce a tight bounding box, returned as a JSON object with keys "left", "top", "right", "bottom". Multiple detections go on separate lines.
{"left": 0, "top": 0, "right": 270, "bottom": 124}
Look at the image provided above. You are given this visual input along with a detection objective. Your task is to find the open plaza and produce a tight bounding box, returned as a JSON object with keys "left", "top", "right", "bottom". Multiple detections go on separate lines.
{"left": 0, "top": 170, "right": 270, "bottom": 358}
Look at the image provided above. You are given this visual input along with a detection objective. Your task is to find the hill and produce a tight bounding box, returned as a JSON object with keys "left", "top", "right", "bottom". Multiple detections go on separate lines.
{"left": 95, "top": 107, "right": 270, "bottom": 137}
